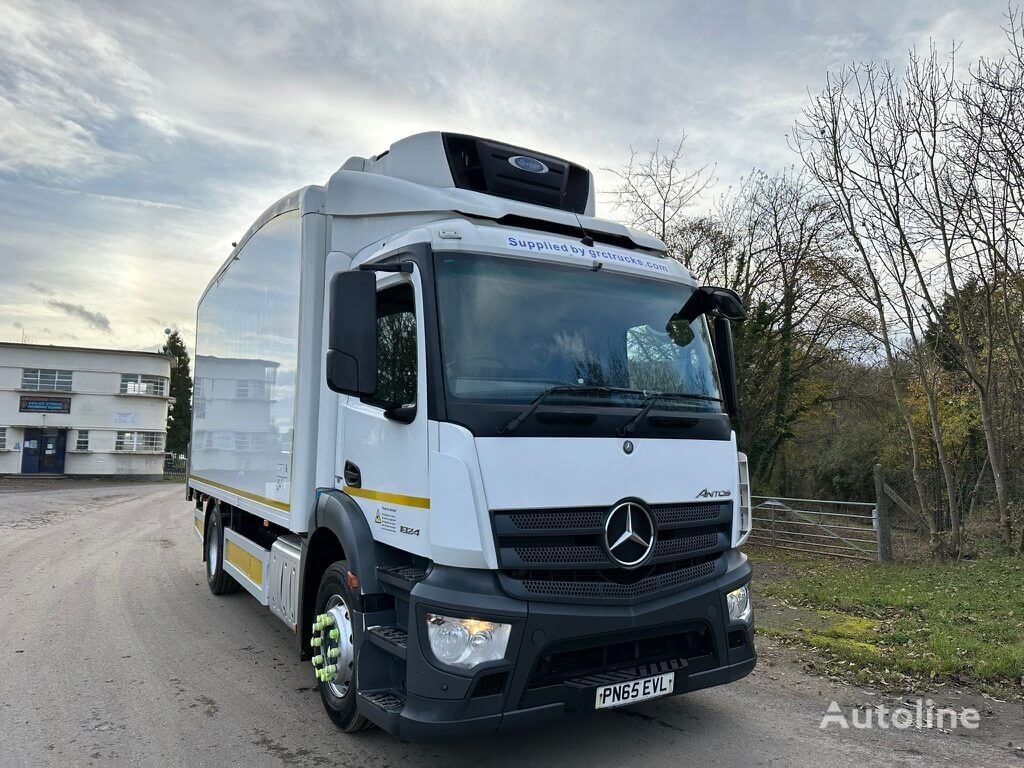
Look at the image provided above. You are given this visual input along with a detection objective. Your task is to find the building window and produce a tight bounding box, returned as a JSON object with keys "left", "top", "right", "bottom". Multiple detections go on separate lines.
{"left": 235, "top": 379, "right": 268, "bottom": 399}
{"left": 21, "top": 369, "right": 73, "bottom": 392}
{"left": 120, "top": 374, "right": 168, "bottom": 396}
{"left": 76, "top": 430, "right": 89, "bottom": 451}
{"left": 0, "top": 428, "right": 6, "bottom": 450}
{"left": 115, "top": 431, "right": 165, "bottom": 452}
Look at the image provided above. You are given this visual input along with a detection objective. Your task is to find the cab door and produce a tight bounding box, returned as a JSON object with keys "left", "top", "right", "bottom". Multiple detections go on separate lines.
{"left": 338, "top": 268, "right": 431, "bottom": 556}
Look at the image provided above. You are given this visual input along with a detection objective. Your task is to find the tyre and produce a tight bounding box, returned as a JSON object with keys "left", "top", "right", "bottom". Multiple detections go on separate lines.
{"left": 313, "top": 561, "right": 371, "bottom": 733}
{"left": 205, "top": 507, "right": 240, "bottom": 595}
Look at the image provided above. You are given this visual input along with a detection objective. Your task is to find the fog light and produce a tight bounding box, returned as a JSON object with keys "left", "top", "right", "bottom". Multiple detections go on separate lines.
{"left": 727, "top": 585, "right": 752, "bottom": 623}
{"left": 425, "top": 614, "right": 511, "bottom": 669}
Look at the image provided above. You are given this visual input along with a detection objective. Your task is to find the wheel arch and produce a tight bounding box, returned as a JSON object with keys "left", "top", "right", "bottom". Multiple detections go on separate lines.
{"left": 297, "top": 490, "right": 381, "bottom": 655}
{"left": 201, "top": 496, "right": 218, "bottom": 563}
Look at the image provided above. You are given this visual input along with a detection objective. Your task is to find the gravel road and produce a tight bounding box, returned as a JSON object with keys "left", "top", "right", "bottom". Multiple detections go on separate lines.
{"left": 0, "top": 481, "right": 1019, "bottom": 767}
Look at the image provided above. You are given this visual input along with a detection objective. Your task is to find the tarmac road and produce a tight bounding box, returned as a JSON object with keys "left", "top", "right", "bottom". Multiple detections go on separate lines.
{"left": 0, "top": 481, "right": 1019, "bottom": 767}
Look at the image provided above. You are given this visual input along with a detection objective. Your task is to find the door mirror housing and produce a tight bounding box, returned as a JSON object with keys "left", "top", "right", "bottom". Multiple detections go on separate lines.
{"left": 712, "top": 316, "right": 740, "bottom": 417}
{"left": 383, "top": 403, "right": 417, "bottom": 424}
{"left": 674, "top": 286, "right": 747, "bottom": 324}
{"left": 326, "top": 271, "right": 378, "bottom": 396}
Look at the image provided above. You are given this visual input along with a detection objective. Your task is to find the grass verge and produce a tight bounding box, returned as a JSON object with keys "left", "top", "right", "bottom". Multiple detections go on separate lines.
{"left": 748, "top": 548, "right": 1024, "bottom": 697}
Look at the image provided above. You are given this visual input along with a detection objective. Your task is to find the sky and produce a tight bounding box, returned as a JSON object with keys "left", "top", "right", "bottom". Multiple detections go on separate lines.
{"left": 0, "top": 0, "right": 1013, "bottom": 353}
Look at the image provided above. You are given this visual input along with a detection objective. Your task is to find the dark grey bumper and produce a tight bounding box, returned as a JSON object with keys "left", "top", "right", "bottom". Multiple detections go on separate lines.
{"left": 358, "top": 549, "right": 755, "bottom": 740}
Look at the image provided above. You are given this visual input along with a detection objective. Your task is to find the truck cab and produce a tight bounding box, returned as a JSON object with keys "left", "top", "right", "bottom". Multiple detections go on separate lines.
{"left": 187, "top": 132, "right": 754, "bottom": 741}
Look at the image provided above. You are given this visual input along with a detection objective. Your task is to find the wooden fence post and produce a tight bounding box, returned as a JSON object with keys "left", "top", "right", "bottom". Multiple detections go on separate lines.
{"left": 873, "top": 463, "right": 893, "bottom": 562}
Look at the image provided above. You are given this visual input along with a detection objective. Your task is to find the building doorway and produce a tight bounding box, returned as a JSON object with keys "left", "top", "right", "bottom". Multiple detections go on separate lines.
{"left": 21, "top": 429, "right": 67, "bottom": 474}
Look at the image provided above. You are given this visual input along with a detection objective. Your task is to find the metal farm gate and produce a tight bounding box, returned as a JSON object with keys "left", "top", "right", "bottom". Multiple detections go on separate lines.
{"left": 748, "top": 495, "right": 888, "bottom": 562}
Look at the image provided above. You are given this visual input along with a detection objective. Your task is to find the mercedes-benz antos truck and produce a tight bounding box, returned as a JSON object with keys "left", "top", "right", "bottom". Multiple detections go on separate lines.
{"left": 187, "top": 132, "right": 755, "bottom": 740}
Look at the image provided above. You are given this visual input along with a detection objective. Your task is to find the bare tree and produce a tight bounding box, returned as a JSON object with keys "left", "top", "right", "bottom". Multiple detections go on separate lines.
{"left": 961, "top": 8, "right": 1024, "bottom": 550}
{"left": 792, "top": 58, "right": 958, "bottom": 556}
{"left": 794, "top": 37, "right": 1024, "bottom": 554}
{"left": 604, "top": 136, "right": 716, "bottom": 242}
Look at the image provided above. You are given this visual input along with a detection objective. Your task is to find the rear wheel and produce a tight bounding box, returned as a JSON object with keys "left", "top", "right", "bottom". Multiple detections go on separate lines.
{"left": 205, "top": 508, "right": 239, "bottom": 595}
{"left": 313, "top": 561, "right": 371, "bottom": 733}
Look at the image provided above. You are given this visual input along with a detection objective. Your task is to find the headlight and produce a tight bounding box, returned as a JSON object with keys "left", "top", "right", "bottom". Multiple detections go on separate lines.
{"left": 726, "top": 585, "right": 752, "bottom": 623}
{"left": 425, "top": 614, "right": 512, "bottom": 669}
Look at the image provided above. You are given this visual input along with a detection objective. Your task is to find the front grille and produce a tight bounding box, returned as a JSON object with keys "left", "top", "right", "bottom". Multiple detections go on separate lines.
{"left": 528, "top": 622, "right": 715, "bottom": 689}
{"left": 493, "top": 501, "right": 732, "bottom": 603}
{"left": 508, "top": 509, "right": 604, "bottom": 531}
{"left": 512, "top": 559, "right": 721, "bottom": 600}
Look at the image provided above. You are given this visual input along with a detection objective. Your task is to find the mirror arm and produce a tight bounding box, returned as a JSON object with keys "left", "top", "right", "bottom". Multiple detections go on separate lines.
{"left": 675, "top": 285, "right": 747, "bottom": 323}
{"left": 383, "top": 403, "right": 417, "bottom": 424}
{"left": 358, "top": 262, "right": 414, "bottom": 273}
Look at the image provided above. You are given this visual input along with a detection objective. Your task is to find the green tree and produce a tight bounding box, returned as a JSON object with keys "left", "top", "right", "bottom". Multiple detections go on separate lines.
{"left": 162, "top": 330, "right": 192, "bottom": 456}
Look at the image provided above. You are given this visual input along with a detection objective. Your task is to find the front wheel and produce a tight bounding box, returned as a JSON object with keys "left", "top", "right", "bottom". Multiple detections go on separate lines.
{"left": 313, "top": 562, "right": 371, "bottom": 733}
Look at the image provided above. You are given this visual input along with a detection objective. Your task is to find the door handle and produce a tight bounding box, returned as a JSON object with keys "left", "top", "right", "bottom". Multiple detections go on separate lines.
{"left": 343, "top": 461, "right": 361, "bottom": 488}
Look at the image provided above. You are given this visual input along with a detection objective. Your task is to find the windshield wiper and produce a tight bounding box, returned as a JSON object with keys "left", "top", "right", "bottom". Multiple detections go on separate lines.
{"left": 617, "top": 392, "right": 723, "bottom": 436}
{"left": 498, "top": 385, "right": 627, "bottom": 434}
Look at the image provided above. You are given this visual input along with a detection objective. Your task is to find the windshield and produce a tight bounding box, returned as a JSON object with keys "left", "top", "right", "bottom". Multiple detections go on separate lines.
{"left": 434, "top": 252, "right": 722, "bottom": 412}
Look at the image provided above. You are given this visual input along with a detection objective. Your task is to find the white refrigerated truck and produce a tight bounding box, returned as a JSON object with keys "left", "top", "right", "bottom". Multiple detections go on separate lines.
{"left": 187, "top": 132, "right": 754, "bottom": 740}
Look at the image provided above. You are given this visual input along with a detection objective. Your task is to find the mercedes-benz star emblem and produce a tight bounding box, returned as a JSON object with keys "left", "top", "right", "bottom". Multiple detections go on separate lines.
{"left": 603, "top": 501, "right": 656, "bottom": 568}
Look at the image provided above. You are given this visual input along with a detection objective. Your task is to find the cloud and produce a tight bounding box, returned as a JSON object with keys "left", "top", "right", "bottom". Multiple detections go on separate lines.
{"left": 45, "top": 300, "right": 112, "bottom": 333}
{"left": 0, "top": 0, "right": 1015, "bottom": 355}
{"left": 27, "top": 281, "right": 53, "bottom": 295}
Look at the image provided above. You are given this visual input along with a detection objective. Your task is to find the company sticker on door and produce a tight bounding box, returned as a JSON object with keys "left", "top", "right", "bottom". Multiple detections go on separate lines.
{"left": 503, "top": 234, "right": 672, "bottom": 274}
{"left": 373, "top": 506, "right": 398, "bottom": 533}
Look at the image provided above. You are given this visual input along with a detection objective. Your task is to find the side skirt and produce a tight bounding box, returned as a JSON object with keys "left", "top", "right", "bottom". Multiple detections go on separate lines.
{"left": 222, "top": 529, "right": 270, "bottom": 605}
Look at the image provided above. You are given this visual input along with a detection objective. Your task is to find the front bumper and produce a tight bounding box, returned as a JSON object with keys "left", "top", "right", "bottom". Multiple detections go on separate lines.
{"left": 357, "top": 549, "right": 755, "bottom": 740}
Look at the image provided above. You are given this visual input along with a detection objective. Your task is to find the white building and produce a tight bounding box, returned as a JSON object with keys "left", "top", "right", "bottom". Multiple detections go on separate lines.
{"left": 0, "top": 342, "right": 172, "bottom": 478}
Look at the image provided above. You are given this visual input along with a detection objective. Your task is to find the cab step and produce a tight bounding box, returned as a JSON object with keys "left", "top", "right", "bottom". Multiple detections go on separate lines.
{"left": 366, "top": 625, "right": 408, "bottom": 659}
{"left": 376, "top": 565, "right": 428, "bottom": 591}
{"left": 359, "top": 688, "right": 406, "bottom": 714}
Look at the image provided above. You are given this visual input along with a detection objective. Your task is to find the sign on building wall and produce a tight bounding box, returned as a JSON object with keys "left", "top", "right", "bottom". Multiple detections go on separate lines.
{"left": 19, "top": 396, "right": 71, "bottom": 414}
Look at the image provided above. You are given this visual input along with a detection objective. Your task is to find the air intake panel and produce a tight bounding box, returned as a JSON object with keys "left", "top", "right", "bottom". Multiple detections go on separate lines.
{"left": 441, "top": 133, "right": 592, "bottom": 214}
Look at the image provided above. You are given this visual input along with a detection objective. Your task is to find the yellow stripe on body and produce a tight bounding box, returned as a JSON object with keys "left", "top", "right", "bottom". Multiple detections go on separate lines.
{"left": 189, "top": 475, "right": 290, "bottom": 512}
{"left": 342, "top": 486, "right": 430, "bottom": 509}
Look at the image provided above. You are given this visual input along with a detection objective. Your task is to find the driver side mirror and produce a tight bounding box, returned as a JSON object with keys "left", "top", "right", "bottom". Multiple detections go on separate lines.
{"left": 713, "top": 316, "right": 740, "bottom": 417}
{"left": 674, "top": 286, "right": 747, "bottom": 323}
{"left": 669, "top": 286, "right": 744, "bottom": 418}
{"left": 326, "top": 271, "right": 378, "bottom": 396}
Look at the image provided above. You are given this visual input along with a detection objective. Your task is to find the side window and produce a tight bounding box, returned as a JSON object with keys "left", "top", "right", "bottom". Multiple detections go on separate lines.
{"left": 370, "top": 283, "right": 417, "bottom": 407}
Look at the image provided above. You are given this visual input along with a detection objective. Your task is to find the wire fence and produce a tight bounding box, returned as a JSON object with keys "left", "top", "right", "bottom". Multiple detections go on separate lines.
{"left": 163, "top": 454, "right": 186, "bottom": 481}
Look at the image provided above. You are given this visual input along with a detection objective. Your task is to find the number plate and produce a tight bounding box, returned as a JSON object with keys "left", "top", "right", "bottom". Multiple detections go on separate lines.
{"left": 594, "top": 672, "right": 675, "bottom": 709}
